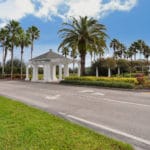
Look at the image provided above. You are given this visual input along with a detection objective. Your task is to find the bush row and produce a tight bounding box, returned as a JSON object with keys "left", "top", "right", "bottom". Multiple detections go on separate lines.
{"left": 64, "top": 76, "right": 138, "bottom": 84}
{"left": 0, "top": 74, "right": 26, "bottom": 79}
{"left": 61, "top": 80, "right": 134, "bottom": 89}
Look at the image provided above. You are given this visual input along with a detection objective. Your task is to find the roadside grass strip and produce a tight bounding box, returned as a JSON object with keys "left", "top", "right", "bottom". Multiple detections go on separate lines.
{"left": 0, "top": 96, "right": 134, "bottom": 150}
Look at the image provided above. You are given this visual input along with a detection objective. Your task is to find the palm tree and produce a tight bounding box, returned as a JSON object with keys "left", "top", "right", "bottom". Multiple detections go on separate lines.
{"left": 129, "top": 42, "right": 138, "bottom": 60}
{"left": 61, "top": 46, "right": 69, "bottom": 58}
{"left": 17, "top": 29, "right": 31, "bottom": 79}
{"left": 5, "top": 20, "right": 21, "bottom": 79}
{"left": 93, "top": 37, "right": 107, "bottom": 60}
{"left": 58, "top": 16, "right": 107, "bottom": 76}
{"left": 127, "top": 46, "right": 135, "bottom": 61}
{"left": 118, "top": 43, "right": 126, "bottom": 59}
{"left": 27, "top": 26, "right": 40, "bottom": 59}
{"left": 0, "top": 28, "right": 9, "bottom": 76}
{"left": 110, "top": 39, "right": 120, "bottom": 59}
{"left": 143, "top": 44, "right": 150, "bottom": 64}
{"left": 136, "top": 40, "right": 145, "bottom": 59}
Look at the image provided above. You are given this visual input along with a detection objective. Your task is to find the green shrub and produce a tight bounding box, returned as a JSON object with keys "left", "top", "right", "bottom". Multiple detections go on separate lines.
{"left": 61, "top": 80, "right": 134, "bottom": 89}
{"left": 0, "top": 74, "right": 26, "bottom": 79}
{"left": 65, "top": 76, "right": 138, "bottom": 84}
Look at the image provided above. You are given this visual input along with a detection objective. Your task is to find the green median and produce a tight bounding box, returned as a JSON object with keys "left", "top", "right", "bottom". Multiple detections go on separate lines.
{"left": 61, "top": 76, "right": 137, "bottom": 89}
{"left": 0, "top": 96, "right": 134, "bottom": 150}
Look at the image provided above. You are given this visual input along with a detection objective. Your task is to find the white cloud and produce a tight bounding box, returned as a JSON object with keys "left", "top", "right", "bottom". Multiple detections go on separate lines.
{"left": 34, "top": 0, "right": 64, "bottom": 19}
{"left": 0, "top": 0, "right": 34, "bottom": 26}
{"left": 101, "top": 0, "right": 138, "bottom": 17}
{"left": 0, "top": 0, "right": 138, "bottom": 27}
{"left": 65, "top": 0, "right": 101, "bottom": 19}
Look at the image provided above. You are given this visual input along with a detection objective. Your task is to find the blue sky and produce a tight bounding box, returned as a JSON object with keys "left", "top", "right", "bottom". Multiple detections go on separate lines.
{"left": 0, "top": 0, "right": 150, "bottom": 65}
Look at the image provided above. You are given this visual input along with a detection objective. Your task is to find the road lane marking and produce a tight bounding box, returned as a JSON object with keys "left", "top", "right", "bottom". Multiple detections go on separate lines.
{"left": 92, "top": 92, "right": 105, "bottom": 96}
{"left": 103, "top": 98, "right": 150, "bottom": 108}
{"left": 45, "top": 94, "right": 60, "bottom": 100}
{"left": 80, "top": 90, "right": 94, "bottom": 93}
{"left": 59, "top": 112, "right": 66, "bottom": 115}
{"left": 59, "top": 113, "right": 150, "bottom": 146}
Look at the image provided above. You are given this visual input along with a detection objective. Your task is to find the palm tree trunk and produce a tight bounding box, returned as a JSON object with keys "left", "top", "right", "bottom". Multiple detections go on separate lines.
{"left": 80, "top": 53, "right": 86, "bottom": 76}
{"left": 118, "top": 67, "right": 120, "bottom": 76}
{"left": 108, "top": 67, "right": 111, "bottom": 77}
{"left": 91, "top": 54, "right": 93, "bottom": 66}
{"left": 94, "top": 53, "right": 96, "bottom": 62}
{"left": 2, "top": 47, "right": 5, "bottom": 76}
{"left": 31, "top": 41, "right": 33, "bottom": 59}
{"left": 99, "top": 53, "right": 102, "bottom": 60}
{"left": 11, "top": 48, "right": 14, "bottom": 80}
{"left": 134, "top": 53, "right": 136, "bottom": 60}
{"left": 96, "top": 67, "right": 99, "bottom": 77}
{"left": 3, "top": 47, "right": 7, "bottom": 76}
{"left": 72, "top": 57, "right": 75, "bottom": 74}
{"left": 21, "top": 47, "right": 24, "bottom": 79}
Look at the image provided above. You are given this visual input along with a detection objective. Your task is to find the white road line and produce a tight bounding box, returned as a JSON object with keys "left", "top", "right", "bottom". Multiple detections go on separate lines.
{"left": 45, "top": 94, "right": 60, "bottom": 100}
{"left": 92, "top": 92, "right": 105, "bottom": 96}
{"left": 59, "top": 112, "right": 67, "bottom": 115}
{"left": 103, "top": 98, "right": 150, "bottom": 108}
{"left": 64, "top": 114, "right": 150, "bottom": 146}
{"left": 79, "top": 90, "right": 94, "bottom": 93}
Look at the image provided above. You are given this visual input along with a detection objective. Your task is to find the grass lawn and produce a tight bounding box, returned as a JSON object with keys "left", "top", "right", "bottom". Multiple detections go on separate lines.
{"left": 0, "top": 96, "right": 134, "bottom": 150}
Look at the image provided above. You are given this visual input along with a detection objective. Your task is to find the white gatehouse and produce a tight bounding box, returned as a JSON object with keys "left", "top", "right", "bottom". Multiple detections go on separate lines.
{"left": 25, "top": 49, "right": 80, "bottom": 82}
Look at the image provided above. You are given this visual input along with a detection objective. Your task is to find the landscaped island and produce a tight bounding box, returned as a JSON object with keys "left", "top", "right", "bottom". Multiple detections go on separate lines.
{"left": 61, "top": 76, "right": 150, "bottom": 89}
{"left": 0, "top": 96, "right": 134, "bottom": 150}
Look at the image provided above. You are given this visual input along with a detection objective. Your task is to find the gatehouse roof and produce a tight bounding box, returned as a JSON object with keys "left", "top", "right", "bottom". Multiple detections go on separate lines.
{"left": 31, "top": 49, "right": 72, "bottom": 62}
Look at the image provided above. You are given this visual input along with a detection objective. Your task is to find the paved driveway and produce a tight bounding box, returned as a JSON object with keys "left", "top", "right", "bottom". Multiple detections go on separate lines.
{"left": 0, "top": 80, "right": 150, "bottom": 150}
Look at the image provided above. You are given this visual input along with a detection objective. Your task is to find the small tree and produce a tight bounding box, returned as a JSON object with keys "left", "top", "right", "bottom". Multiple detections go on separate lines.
{"left": 5, "top": 59, "right": 26, "bottom": 75}
{"left": 117, "top": 59, "right": 130, "bottom": 76}
{"left": 103, "top": 58, "right": 116, "bottom": 77}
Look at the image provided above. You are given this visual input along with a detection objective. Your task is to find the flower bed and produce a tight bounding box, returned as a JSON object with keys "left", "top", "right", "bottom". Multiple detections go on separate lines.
{"left": 61, "top": 76, "right": 137, "bottom": 89}
{"left": 64, "top": 76, "right": 138, "bottom": 84}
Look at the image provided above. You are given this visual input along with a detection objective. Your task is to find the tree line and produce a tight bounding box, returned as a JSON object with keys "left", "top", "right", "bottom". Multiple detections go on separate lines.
{"left": 1, "top": 16, "right": 150, "bottom": 78}
{"left": 0, "top": 20, "right": 40, "bottom": 79}
{"left": 110, "top": 39, "right": 150, "bottom": 62}
{"left": 58, "top": 16, "right": 150, "bottom": 76}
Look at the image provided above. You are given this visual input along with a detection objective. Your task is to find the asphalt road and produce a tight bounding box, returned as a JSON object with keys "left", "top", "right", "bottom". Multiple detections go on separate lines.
{"left": 0, "top": 80, "right": 150, "bottom": 150}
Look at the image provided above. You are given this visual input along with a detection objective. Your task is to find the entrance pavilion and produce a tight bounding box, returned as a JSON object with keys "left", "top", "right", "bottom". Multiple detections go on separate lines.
{"left": 25, "top": 49, "right": 80, "bottom": 82}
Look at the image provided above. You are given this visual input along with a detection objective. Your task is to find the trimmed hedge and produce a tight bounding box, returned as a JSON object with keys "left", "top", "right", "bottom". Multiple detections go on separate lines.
{"left": 61, "top": 80, "right": 134, "bottom": 89}
{"left": 64, "top": 76, "right": 138, "bottom": 84}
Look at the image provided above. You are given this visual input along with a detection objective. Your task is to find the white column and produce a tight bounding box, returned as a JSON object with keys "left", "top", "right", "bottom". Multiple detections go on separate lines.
{"left": 78, "top": 63, "right": 81, "bottom": 77}
{"left": 44, "top": 64, "right": 48, "bottom": 82}
{"left": 59, "top": 64, "right": 62, "bottom": 80}
{"left": 47, "top": 64, "right": 51, "bottom": 82}
{"left": 44, "top": 63, "right": 51, "bottom": 82}
{"left": 64, "top": 64, "right": 69, "bottom": 77}
{"left": 35, "top": 66, "right": 38, "bottom": 81}
{"left": 25, "top": 66, "right": 29, "bottom": 81}
{"left": 32, "top": 65, "right": 38, "bottom": 82}
{"left": 51, "top": 65, "right": 57, "bottom": 81}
